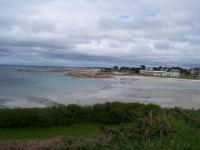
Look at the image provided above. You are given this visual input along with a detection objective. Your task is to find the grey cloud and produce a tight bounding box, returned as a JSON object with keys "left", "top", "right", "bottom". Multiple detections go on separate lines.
{"left": 153, "top": 41, "right": 172, "bottom": 50}
{"left": 98, "top": 17, "right": 163, "bottom": 31}
{"left": 0, "top": 0, "right": 199, "bottom": 66}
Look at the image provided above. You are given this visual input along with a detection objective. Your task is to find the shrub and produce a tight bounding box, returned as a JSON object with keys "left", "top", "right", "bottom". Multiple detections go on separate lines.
{"left": 0, "top": 102, "right": 198, "bottom": 129}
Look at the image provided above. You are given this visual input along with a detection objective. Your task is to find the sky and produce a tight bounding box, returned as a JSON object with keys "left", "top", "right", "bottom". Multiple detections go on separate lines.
{"left": 0, "top": 0, "right": 200, "bottom": 67}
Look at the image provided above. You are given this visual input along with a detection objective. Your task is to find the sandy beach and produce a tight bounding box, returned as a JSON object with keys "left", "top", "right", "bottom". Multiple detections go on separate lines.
{"left": 2, "top": 71, "right": 200, "bottom": 109}
{"left": 41, "top": 75, "right": 200, "bottom": 109}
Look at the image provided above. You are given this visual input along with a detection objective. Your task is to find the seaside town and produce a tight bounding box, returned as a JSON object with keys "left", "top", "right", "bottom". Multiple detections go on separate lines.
{"left": 101, "top": 65, "right": 200, "bottom": 78}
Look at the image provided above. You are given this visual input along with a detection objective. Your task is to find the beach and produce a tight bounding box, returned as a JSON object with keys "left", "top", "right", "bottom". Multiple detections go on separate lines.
{"left": 49, "top": 75, "right": 200, "bottom": 109}
{"left": 2, "top": 67, "right": 200, "bottom": 109}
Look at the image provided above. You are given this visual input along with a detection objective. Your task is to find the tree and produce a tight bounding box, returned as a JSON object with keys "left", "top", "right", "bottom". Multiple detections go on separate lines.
{"left": 130, "top": 67, "right": 140, "bottom": 74}
{"left": 119, "top": 67, "right": 130, "bottom": 72}
{"left": 157, "top": 66, "right": 163, "bottom": 71}
{"left": 113, "top": 66, "right": 119, "bottom": 71}
{"left": 140, "top": 65, "right": 146, "bottom": 70}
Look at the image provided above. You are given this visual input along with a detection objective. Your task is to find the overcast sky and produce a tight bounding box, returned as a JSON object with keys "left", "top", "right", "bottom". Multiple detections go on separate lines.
{"left": 0, "top": 0, "right": 200, "bottom": 67}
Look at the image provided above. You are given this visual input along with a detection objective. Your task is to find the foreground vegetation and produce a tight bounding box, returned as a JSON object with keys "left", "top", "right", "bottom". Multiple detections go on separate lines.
{"left": 0, "top": 102, "right": 200, "bottom": 149}
{"left": 0, "top": 102, "right": 161, "bottom": 128}
{"left": 0, "top": 123, "right": 100, "bottom": 140}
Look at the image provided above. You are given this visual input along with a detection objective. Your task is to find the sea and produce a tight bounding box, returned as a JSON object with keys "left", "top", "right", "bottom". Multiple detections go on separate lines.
{"left": 0, "top": 65, "right": 106, "bottom": 107}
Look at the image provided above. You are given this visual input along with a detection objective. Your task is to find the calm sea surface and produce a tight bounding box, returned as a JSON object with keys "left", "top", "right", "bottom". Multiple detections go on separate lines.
{"left": 0, "top": 66, "right": 106, "bottom": 107}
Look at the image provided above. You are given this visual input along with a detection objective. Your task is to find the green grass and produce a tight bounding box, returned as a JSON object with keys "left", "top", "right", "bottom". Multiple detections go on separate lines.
{"left": 0, "top": 123, "right": 100, "bottom": 140}
{"left": 147, "top": 117, "right": 200, "bottom": 150}
{"left": 0, "top": 123, "right": 123, "bottom": 140}
{"left": 169, "top": 118, "right": 200, "bottom": 149}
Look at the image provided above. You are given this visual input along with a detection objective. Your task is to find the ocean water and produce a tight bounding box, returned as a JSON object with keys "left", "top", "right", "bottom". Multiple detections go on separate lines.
{"left": 0, "top": 66, "right": 106, "bottom": 107}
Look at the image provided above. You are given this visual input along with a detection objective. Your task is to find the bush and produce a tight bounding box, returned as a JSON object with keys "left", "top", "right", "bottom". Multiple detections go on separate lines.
{"left": 0, "top": 102, "right": 198, "bottom": 130}
{"left": 0, "top": 102, "right": 159, "bottom": 128}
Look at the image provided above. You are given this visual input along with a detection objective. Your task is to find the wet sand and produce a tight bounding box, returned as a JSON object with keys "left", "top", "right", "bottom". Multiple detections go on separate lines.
{"left": 2, "top": 76, "right": 200, "bottom": 109}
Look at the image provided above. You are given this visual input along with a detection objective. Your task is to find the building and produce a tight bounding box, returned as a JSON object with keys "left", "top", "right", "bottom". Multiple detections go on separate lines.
{"left": 168, "top": 69, "right": 180, "bottom": 77}
{"left": 140, "top": 69, "right": 180, "bottom": 77}
{"left": 191, "top": 68, "right": 200, "bottom": 77}
{"left": 140, "top": 70, "right": 168, "bottom": 77}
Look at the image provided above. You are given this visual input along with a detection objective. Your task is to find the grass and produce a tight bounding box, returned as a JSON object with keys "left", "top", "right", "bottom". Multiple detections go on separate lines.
{"left": 151, "top": 116, "right": 200, "bottom": 149}
{"left": 169, "top": 118, "right": 200, "bottom": 149}
{"left": 0, "top": 123, "right": 123, "bottom": 140}
{"left": 0, "top": 123, "right": 100, "bottom": 140}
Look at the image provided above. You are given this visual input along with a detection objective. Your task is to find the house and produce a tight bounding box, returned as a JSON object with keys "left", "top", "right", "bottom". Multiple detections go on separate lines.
{"left": 140, "top": 70, "right": 168, "bottom": 77}
{"left": 191, "top": 68, "right": 200, "bottom": 77}
{"left": 140, "top": 69, "right": 180, "bottom": 77}
{"left": 168, "top": 69, "right": 180, "bottom": 77}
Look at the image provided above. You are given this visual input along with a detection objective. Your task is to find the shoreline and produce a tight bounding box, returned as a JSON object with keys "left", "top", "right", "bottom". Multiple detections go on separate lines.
{"left": 17, "top": 67, "right": 200, "bottom": 81}
{"left": 50, "top": 75, "right": 200, "bottom": 109}
{"left": 17, "top": 67, "right": 112, "bottom": 78}
{"left": 4, "top": 68, "right": 200, "bottom": 109}
{"left": 2, "top": 75, "right": 200, "bottom": 109}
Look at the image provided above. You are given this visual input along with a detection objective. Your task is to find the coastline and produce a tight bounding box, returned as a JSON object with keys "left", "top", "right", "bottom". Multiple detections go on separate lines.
{"left": 27, "top": 75, "right": 200, "bottom": 109}
{"left": 17, "top": 67, "right": 200, "bottom": 81}
{"left": 17, "top": 67, "right": 111, "bottom": 78}
{"left": 4, "top": 68, "right": 200, "bottom": 109}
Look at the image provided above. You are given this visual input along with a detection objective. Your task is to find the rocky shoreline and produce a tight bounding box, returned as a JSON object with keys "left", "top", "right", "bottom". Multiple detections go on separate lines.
{"left": 17, "top": 68, "right": 111, "bottom": 78}
{"left": 51, "top": 68, "right": 111, "bottom": 78}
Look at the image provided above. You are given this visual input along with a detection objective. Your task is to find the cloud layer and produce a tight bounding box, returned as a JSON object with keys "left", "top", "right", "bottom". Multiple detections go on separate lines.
{"left": 0, "top": 0, "right": 200, "bottom": 67}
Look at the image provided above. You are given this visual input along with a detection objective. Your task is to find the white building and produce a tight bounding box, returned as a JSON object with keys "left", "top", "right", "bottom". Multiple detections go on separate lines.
{"left": 191, "top": 68, "right": 200, "bottom": 77}
{"left": 140, "top": 70, "right": 168, "bottom": 77}
{"left": 168, "top": 69, "right": 180, "bottom": 77}
{"left": 140, "top": 69, "right": 180, "bottom": 77}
